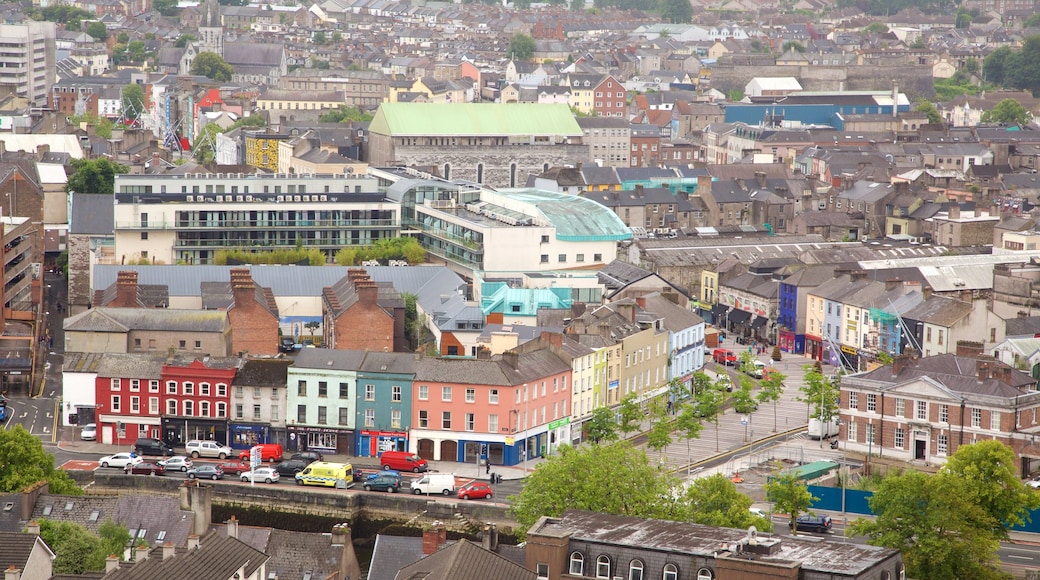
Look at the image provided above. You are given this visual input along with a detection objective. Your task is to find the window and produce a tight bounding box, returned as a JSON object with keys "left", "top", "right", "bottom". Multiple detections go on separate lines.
{"left": 540, "top": 254, "right": 549, "bottom": 264}
{"left": 938, "top": 432, "right": 948, "bottom": 454}
{"left": 198, "top": 383, "right": 209, "bottom": 396}
{"left": 536, "top": 563, "right": 549, "bottom": 580}
{"left": 298, "top": 380, "right": 307, "bottom": 396}
{"left": 253, "top": 404, "right": 261, "bottom": 420}
{"left": 663, "top": 564, "right": 678, "bottom": 580}
{"left": 391, "top": 409, "right": 401, "bottom": 428}
{"left": 596, "top": 556, "right": 610, "bottom": 579}
{"left": 130, "top": 379, "right": 140, "bottom": 392}
{"left": 696, "top": 569, "right": 714, "bottom": 580}
{"left": 183, "top": 401, "right": 193, "bottom": 416}
{"left": 628, "top": 560, "right": 644, "bottom": 580}
{"left": 442, "top": 411, "right": 451, "bottom": 429}
{"left": 199, "top": 401, "right": 210, "bottom": 417}
{"left": 335, "top": 408, "right": 347, "bottom": 425}
{"left": 866, "top": 423, "right": 875, "bottom": 445}
{"left": 365, "top": 384, "right": 375, "bottom": 401}
{"left": 130, "top": 397, "right": 140, "bottom": 413}
{"left": 849, "top": 392, "right": 858, "bottom": 409}
{"left": 111, "top": 378, "right": 121, "bottom": 391}
{"left": 991, "top": 411, "right": 1001, "bottom": 430}
{"left": 867, "top": 393, "right": 877, "bottom": 412}
{"left": 569, "top": 552, "right": 584, "bottom": 575}
{"left": 418, "top": 385, "right": 428, "bottom": 400}
{"left": 558, "top": 254, "right": 567, "bottom": 263}
{"left": 318, "top": 382, "right": 327, "bottom": 397}
{"left": 297, "top": 405, "right": 306, "bottom": 423}
{"left": 111, "top": 396, "right": 121, "bottom": 412}
{"left": 489, "top": 389, "right": 498, "bottom": 404}
{"left": 489, "top": 414, "right": 498, "bottom": 433}
{"left": 972, "top": 408, "right": 982, "bottom": 427}
{"left": 895, "top": 398, "right": 905, "bottom": 417}
{"left": 894, "top": 427, "right": 905, "bottom": 449}
{"left": 465, "top": 413, "right": 475, "bottom": 432}
{"left": 392, "top": 385, "right": 402, "bottom": 402}
{"left": 848, "top": 421, "right": 858, "bottom": 442}
{"left": 540, "top": 235, "right": 550, "bottom": 243}
{"left": 594, "top": 253, "right": 602, "bottom": 262}
{"left": 442, "top": 386, "right": 452, "bottom": 401}
{"left": 339, "top": 382, "right": 349, "bottom": 399}
{"left": 149, "top": 397, "right": 159, "bottom": 414}
{"left": 916, "top": 400, "right": 927, "bottom": 420}
{"left": 576, "top": 253, "right": 584, "bottom": 262}
{"left": 419, "top": 410, "right": 429, "bottom": 428}
{"left": 167, "top": 400, "right": 177, "bottom": 415}
{"left": 466, "top": 388, "right": 475, "bottom": 403}
{"left": 149, "top": 380, "right": 159, "bottom": 393}
{"left": 217, "top": 384, "right": 227, "bottom": 397}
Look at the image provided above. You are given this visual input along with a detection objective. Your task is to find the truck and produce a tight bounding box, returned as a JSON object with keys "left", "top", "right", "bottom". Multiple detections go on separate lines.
{"left": 808, "top": 417, "right": 840, "bottom": 440}
{"left": 295, "top": 461, "right": 355, "bottom": 489}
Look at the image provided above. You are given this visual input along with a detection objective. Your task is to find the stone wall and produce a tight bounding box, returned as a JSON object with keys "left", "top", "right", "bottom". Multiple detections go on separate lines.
{"left": 391, "top": 144, "right": 588, "bottom": 189}
{"left": 66, "top": 234, "right": 93, "bottom": 314}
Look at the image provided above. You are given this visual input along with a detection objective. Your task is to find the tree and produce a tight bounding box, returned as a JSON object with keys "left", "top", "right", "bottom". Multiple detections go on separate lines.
{"left": 0, "top": 425, "right": 81, "bottom": 494}
{"left": 682, "top": 473, "right": 772, "bottom": 531}
{"left": 314, "top": 31, "right": 327, "bottom": 44}
{"left": 116, "top": 32, "right": 129, "bottom": 44}
{"left": 570, "top": 0, "right": 584, "bottom": 9}
{"left": 981, "top": 98, "right": 1032, "bottom": 126}
{"left": 153, "top": 0, "right": 178, "bottom": 15}
{"left": 673, "top": 400, "right": 704, "bottom": 472}
{"left": 658, "top": 0, "right": 692, "bottom": 23}
{"left": 1025, "top": 12, "right": 1040, "bottom": 28}
{"left": 509, "top": 442, "right": 684, "bottom": 535}
{"left": 332, "top": 32, "right": 342, "bottom": 43}
{"left": 86, "top": 21, "right": 107, "bottom": 41}
{"left": 1005, "top": 36, "right": 1040, "bottom": 95}
{"left": 864, "top": 22, "right": 889, "bottom": 33}
{"left": 121, "top": 83, "right": 144, "bottom": 122}
{"left": 782, "top": 40, "right": 806, "bottom": 53}
{"left": 756, "top": 369, "right": 786, "bottom": 432}
{"left": 127, "top": 40, "right": 147, "bottom": 62}
{"left": 318, "top": 105, "right": 373, "bottom": 124}
{"left": 983, "top": 46, "right": 1013, "bottom": 86}
{"left": 305, "top": 321, "right": 320, "bottom": 341}
{"left": 65, "top": 158, "right": 129, "bottom": 195}
{"left": 765, "top": 473, "right": 817, "bottom": 534}
{"left": 690, "top": 371, "right": 713, "bottom": 396}
{"left": 695, "top": 378, "right": 728, "bottom": 451}
{"left": 616, "top": 394, "right": 642, "bottom": 437}
{"left": 645, "top": 400, "right": 673, "bottom": 461}
{"left": 849, "top": 470, "right": 1005, "bottom": 579}
{"left": 916, "top": 101, "right": 942, "bottom": 124}
{"left": 730, "top": 377, "right": 758, "bottom": 442}
{"left": 38, "top": 518, "right": 130, "bottom": 573}
{"left": 508, "top": 33, "right": 536, "bottom": 61}
{"left": 175, "top": 34, "right": 196, "bottom": 48}
{"left": 940, "top": 440, "right": 1040, "bottom": 539}
{"left": 797, "top": 363, "right": 839, "bottom": 424}
{"left": 964, "top": 57, "right": 979, "bottom": 75}
{"left": 584, "top": 406, "right": 619, "bottom": 443}
{"left": 190, "top": 51, "right": 234, "bottom": 82}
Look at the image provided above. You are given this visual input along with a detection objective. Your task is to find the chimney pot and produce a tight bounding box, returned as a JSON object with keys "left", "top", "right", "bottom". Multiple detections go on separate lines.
{"left": 422, "top": 522, "right": 447, "bottom": 555}
{"left": 135, "top": 543, "right": 149, "bottom": 562}
{"left": 5, "top": 565, "right": 21, "bottom": 580}
{"left": 187, "top": 535, "right": 200, "bottom": 550}
{"left": 105, "top": 555, "right": 119, "bottom": 573}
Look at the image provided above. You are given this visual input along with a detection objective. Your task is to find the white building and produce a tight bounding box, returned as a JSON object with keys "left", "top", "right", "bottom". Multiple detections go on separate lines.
{"left": 0, "top": 22, "right": 56, "bottom": 105}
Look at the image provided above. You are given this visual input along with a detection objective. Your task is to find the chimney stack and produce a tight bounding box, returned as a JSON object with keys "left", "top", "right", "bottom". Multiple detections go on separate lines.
{"left": 162, "top": 542, "right": 176, "bottom": 560}
{"left": 481, "top": 523, "right": 499, "bottom": 552}
{"left": 331, "top": 524, "right": 362, "bottom": 580}
{"left": 948, "top": 204, "right": 961, "bottom": 220}
{"left": 617, "top": 302, "right": 636, "bottom": 322}
{"left": 976, "top": 356, "right": 993, "bottom": 381}
{"left": 755, "top": 170, "right": 766, "bottom": 188}
{"left": 230, "top": 268, "right": 256, "bottom": 308}
{"left": 884, "top": 278, "right": 902, "bottom": 291}
{"left": 135, "top": 543, "right": 149, "bottom": 562}
{"left": 635, "top": 296, "right": 646, "bottom": 309}
{"left": 226, "top": 515, "right": 239, "bottom": 539}
{"left": 114, "top": 270, "right": 140, "bottom": 307}
{"left": 539, "top": 331, "right": 563, "bottom": 349}
{"left": 187, "top": 535, "right": 200, "bottom": 550}
{"left": 955, "top": 340, "right": 984, "bottom": 357}
{"left": 105, "top": 555, "right": 119, "bottom": 573}
{"left": 922, "top": 286, "right": 933, "bottom": 299}
{"left": 502, "top": 350, "right": 520, "bottom": 370}
{"left": 422, "top": 522, "right": 447, "bottom": 555}
{"left": 4, "top": 566, "right": 21, "bottom": 580}
{"left": 25, "top": 521, "right": 39, "bottom": 535}
{"left": 355, "top": 279, "right": 378, "bottom": 305}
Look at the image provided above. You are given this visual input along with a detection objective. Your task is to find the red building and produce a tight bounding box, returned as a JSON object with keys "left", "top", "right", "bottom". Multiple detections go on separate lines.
{"left": 94, "top": 354, "right": 166, "bottom": 446}
{"left": 630, "top": 124, "right": 661, "bottom": 167}
{"left": 593, "top": 75, "right": 626, "bottom": 118}
{"left": 159, "top": 357, "right": 240, "bottom": 446}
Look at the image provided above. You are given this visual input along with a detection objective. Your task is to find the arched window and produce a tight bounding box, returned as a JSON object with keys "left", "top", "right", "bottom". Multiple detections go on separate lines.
{"left": 543, "top": 162, "right": 550, "bottom": 172}
{"left": 881, "top": 572, "right": 891, "bottom": 580}
{"left": 443, "top": 163, "right": 451, "bottom": 180}
{"left": 596, "top": 555, "right": 611, "bottom": 579}
{"left": 568, "top": 552, "right": 584, "bottom": 575}
{"left": 662, "top": 564, "right": 678, "bottom": 580}
{"left": 696, "top": 568, "right": 714, "bottom": 580}
{"left": 897, "top": 564, "right": 905, "bottom": 580}
{"left": 510, "top": 163, "right": 517, "bottom": 187}
{"left": 628, "top": 560, "right": 643, "bottom": 580}
{"left": 476, "top": 163, "right": 484, "bottom": 184}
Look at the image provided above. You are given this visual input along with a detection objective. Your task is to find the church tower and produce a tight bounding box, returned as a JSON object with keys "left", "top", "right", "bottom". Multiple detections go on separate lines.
{"left": 198, "top": 0, "right": 223, "bottom": 57}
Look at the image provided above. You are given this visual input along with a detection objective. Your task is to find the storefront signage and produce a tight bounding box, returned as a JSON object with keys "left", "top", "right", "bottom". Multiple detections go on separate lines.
{"left": 840, "top": 345, "right": 857, "bottom": 355}
{"left": 548, "top": 417, "right": 571, "bottom": 430}
{"left": 361, "top": 430, "right": 407, "bottom": 438}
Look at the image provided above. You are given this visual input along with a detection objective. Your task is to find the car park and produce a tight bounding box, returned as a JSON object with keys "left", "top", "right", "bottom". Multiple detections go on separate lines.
{"left": 240, "top": 467, "right": 280, "bottom": 484}
{"left": 187, "top": 464, "right": 224, "bottom": 480}
{"left": 457, "top": 482, "right": 494, "bottom": 500}
{"left": 124, "top": 461, "right": 165, "bottom": 475}
{"left": 185, "top": 440, "right": 233, "bottom": 459}
{"left": 363, "top": 474, "right": 402, "bottom": 493}
{"left": 158, "top": 456, "right": 193, "bottom": 472}
{"left": 274, "top": 459, "right": 310, "bottom": 478}
{"left": 80, "top": 423, "right": 96, "bottom": 441}
{"left": 99, "top": 453, "right": 142, "bottom": 469}
{"left": 791, "top": 515, "right": 832, "bottom": 534}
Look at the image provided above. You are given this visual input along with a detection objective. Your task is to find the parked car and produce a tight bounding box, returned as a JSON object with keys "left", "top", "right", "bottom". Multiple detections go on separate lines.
{"left": 716, "top": 375, "right": 733, "bottom": 392}
{"left": 290, "top": 451, "right": 323, "bottom": 463}
{"left": 457, "top": 481, "right": 494, "bottom": 500}
{"left": 1028, "top": 476, "right": 1040, "bottom": 489}
{"left": 186, "top": 464, "right": 224, "bottom": 480}
{"left": 747, "top": 360, "right": 766, "bottom": 379}
{"left": 240, "top": 467, "right": 280, "bottom": 484}
{"left": 238, "top": 443, "right": 283, "bottom": 463}
{"left": 80, "top": 423, "right": 96, "bottom": 441}
{"left": 274, "top": 459, "right": 310, "bottom": 478}
{"left": 99, "top": 453, "right": 142, "bottom": 469}
{"left": 158, "top": 456, "right": 193, "bottom": 472}
{"left": 216, "top": 461, "right": 251, "bottom": 475}
{"left": 749, "top": 507, "right": 768, "bottom": 518}
{"left": 279, "top": 337, "right": 296, "bottom": 353}
{"left": 363, "top": 474, "right": 402, "bottom": 493}
{"left": 133, "top": 437, "right": 174, "bottom": 457}
{"left": 712, "top": 348, "right": 737, "bottom": 366}
{"left": 185, "top": 440, "right": 233, "bottom": 459}
{"left": 125, "top": 461, "right": 165, "bottom": 476}
{"left": 364, "top": 469, "right": 400, "bottom": 482}
{"left": 791, "top": 515, "right": 832, "bottom": 534}
{"left": 379, "top": 451, "right": 428, "bottom": 473}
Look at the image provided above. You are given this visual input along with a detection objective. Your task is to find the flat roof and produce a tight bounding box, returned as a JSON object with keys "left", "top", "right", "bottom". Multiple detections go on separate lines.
{"left": 369, "top": 103, "right": 582, "bottom": 137}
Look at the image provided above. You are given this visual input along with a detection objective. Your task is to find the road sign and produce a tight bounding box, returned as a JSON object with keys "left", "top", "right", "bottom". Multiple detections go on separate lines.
{"left": 250, "top": 446, "right": 261, "bottom": 468}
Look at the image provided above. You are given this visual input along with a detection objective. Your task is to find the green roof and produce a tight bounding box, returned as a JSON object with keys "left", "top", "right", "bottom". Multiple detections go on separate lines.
{"left": 369, "top": 103, "right": 582, "bottom": 137}
{"left": 497, "top": 188, "right": 633, "bottom": 242}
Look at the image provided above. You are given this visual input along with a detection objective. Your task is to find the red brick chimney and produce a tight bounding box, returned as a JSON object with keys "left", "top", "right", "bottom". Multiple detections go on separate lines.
{"left": 977, "top": 358, "right": 991, "bottom": 381}
{"left": 347, "top": 268, "right": 367, "bottom": 284}
{"left": 355, "top": 279, "right": 378, "bottom": 305}
{"left": 635, "top": 296, "right": 646, "bottom": 309}
{"left": 422, "top": 523, "right": 447, "bottom": 555}
{"left": 230, "top": 268, "right": 256, "bottom": 307}
{"left": 112, "top": 271, "right": 139, "bottom": 307}
{"left": 539, "top": 331, "right": 563, "bottom": 348}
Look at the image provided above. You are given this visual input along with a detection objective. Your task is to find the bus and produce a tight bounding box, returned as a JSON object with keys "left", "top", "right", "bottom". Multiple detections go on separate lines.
{"left": 0, "top": 395, "right": 7, "bottom": 422}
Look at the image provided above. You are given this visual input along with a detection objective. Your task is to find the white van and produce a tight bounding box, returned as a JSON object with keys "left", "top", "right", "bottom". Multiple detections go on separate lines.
{"left": 410, "top": 473, "right": 456, "bottom": 496}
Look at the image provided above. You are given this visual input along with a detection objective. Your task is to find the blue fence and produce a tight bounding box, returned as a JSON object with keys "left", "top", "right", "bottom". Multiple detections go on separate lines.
{"left": 806, "top": 485, "right": 1040, "bottom": 533}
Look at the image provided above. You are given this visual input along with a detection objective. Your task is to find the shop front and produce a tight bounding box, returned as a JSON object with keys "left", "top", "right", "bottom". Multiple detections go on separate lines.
{"left": 727, "top": 309, "right": 752, "bottom": 341}
{"left": 287, "top": 425, "right": 353, "bottom": 455}
{"left": 357, "top": 429, "right": 408, "bottom": 458}
{"left": 162, "top": 417, "right": 229, "bottom": 447}
{"left": 228, "top": 423, "right": 275, "bottom": 451}
{"left": 778, "top": 329, "right": 805, "bottom": 354}
{"left": 805, "top": 334, "right": 824, "bottom": 361}
{"left": 838, "top": 345, "right": 859, "bottom": 370}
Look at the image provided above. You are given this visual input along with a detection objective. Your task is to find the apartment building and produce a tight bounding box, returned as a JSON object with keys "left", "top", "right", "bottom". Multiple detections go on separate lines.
{"left": 112, "top": 173, "right": 398, "bottom": 265}
{"left": 575, "top": 116, "right": 631, "bottom": 168}
{"left": 0, "top": 22, "right": 56, "bottom": 105}
{"left": 278, "top": 68, "right": 390, "bottom": 107}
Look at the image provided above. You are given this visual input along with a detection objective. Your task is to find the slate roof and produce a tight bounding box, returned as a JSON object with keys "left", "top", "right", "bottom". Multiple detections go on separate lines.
{"left": 1005, "top": 316, "right": 1040, "bottom": 338}
{"left": 32, "top": 493, "right": 193, "bottom": 548}
{"left": 232, "top": 359, "right": 291, "bottom": 387}
{"left": 292, "top": 348, "right": 367, "bottom": 371}
{"left": 855, "top": 353, "right": 1034, "bottom": 398}
{"left": 223, "top": 43, "right": 284, "bottom": 67}
{"left": 415, "top": 348, "right": 569, "bottom": 386}
{"left": 0, "top": 532, "right": 49, "bottom": 571}
{"left": 901, "top": 295, "right": 973, "bottom": 327}
{"left": 95, "top": 353, "right": 167, "bottom": 379}
{"left": 106, "top": 531, "right": 267, "bottom": 579}
{"left": 94, "top": 282, "right": 170, "bottom": 308}
{"left": 598, "top": 259, "right": 652, "bottom": 290}
{"left": 640, "top": 292, "right": 703, "bottom": 332}
{"left": 63, "top": 308, "right": 229, "bottom": 333}
{"left": 368, "top": 534, "right": 437, "bottom": 580}
{"left": 394, "top": 539, "right": 535, "bottom": 580}
{"left": 476, "top": 323, "right": 565, "bottom": 345}
{"left": 262, "top": 528, "right": 344, "bottom": 580}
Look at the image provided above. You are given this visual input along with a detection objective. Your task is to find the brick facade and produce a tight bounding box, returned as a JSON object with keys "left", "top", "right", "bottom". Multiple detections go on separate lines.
{"left": 227, "top": 268, "right": 280, "bottom": 356}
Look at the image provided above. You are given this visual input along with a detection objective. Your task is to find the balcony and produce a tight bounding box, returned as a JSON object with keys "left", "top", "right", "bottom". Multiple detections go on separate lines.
{"left": 117, "top": 218, "right": 399, "bottom": 230}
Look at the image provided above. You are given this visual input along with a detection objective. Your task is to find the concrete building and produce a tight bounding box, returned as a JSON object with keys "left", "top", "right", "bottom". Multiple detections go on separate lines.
{"left": 63, "top": 308, "right": 232, "bottom": 356}
{"left": 0, "top": 22, "right": 57, "bottom": 105}
{"left": 575, "top": 116, "right": 630, "bottom": 168}
{"left": 278, "top": 68, "right": 390, "bottom": 108}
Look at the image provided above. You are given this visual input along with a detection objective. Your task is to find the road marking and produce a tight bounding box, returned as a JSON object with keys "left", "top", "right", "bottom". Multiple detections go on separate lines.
{"left": 48, "top": 391, "right": 55, "bottom": 397}
{"left": 1008, "top": 555, "right": 1034, "bottom": 560}
{"left": 19, "top": 412, "right": 27, "bottom": 418}
{"left": 42, "top": 427, "right": 49, "bottom": 433}
{"left": 45, "top": 412, "right": 51, "bottom": 418}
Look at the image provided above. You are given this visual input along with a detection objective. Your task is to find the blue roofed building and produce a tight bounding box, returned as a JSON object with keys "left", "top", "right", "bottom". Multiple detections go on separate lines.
{"left": 480, "top": 282, "right": 572, "bottom": 325}
{"left": 724, "top": 90, "right": 912, "bottom": 130}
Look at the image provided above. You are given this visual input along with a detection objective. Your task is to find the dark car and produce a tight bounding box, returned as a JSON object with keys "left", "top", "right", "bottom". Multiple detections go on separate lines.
{"left": 187, "top": 464, "right": 224, "bottom": 480}
{"left": 791, "top": 515, "right": 832, "bottom": 534}
{"left": 124, "top": 461, "right": 165, "bottom": 476}
{"left": 363, "top": 474, "right": 402, "bottom": 493}
{"left": 280, "top": 337, "right": 296, "bottom": 353}
{"left": 290, "top": 451, "right": 323, "bottom": 463}
{"left": 274, "top": 459, "right": 310, "bottom": 477}
{"left": 133, "top": 437, "right": 174, "bottom": 456}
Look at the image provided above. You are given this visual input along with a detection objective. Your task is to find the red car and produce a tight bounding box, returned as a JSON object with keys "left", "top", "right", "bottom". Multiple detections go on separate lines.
{"left": 125, "top": 461, "right": 165, "bottom": 476}
{"left": 216, "top": 461, "right": 251, "bottom": 475}
{"left": 457, "top": 482, "right": 493, "bottom": 500}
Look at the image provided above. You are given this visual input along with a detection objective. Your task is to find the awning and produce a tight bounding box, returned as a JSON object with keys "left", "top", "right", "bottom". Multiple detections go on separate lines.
{"left": 728, "top": 309, "right": 752, "bottom": 325}
{"left": 712, "top": 304, "right": 730, "bottom": 317}
{"left": 750, "top": 316, "right": 768, "bottom": 329}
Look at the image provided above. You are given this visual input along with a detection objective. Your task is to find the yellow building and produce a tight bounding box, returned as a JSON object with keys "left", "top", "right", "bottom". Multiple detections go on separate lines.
{"left": 256, "top": 89, "right": 345, "bottom": 114}
{"left": 388, "top": 77, "right": 466, "bottom": 104}
{"left": 244, "top": 131, "right": 290, "bottom": 172}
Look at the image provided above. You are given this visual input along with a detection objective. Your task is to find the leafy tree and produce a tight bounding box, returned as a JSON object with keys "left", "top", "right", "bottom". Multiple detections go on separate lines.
{"left": 756, "top": 369, "right": 786, "bottom": 432}
{"left": 940, "top": 440, "right": 1040, "bottom": 539}
{"left": 314, "top": 31, "right": 327, "bottom": 44}
{"left": 964, "top": 57, "right": 979, "bottom": 75}
{"left": 570, "top": 0, "right": 584, "bottom": 9}
{"left": 765, "top": 473, "right": 817, "bottom": 533}
{"left": 980, "top": 98, "right": 1032, "bottom": 126}
{"left": 86, "top": 21, "right": 107, "bottom": 41}
{"left": 584, "top": 406, "right": 619, "bottom": 443}
{"left": 916, "top": 101, "right": 942, "bottom": 124}
{"left": 616, "top": 394, "right": 642, "bottom": 437}
{"left": 727, "top": 89, "right": 744, "bottom": 101}
{"left": 116, "top": 32, "right": 129, "bottom": 44}
{"left": 955, "top": 11, "right": 972, "bottom": 28}
{"left": 509, "top": 442, "right": 683, "bottom": 536}
{"left": 690, "top": 371, "right": 713, "bottom": 396}
{"left": 1025, "top": 12, "right": 1040, "bottom": 28}
{"left": 66, "top": 158, "right": 129, "bottom": 195}
{"left": 658, "top": 0, "right": 692, "bottom": 23}
{"left": 332, "top": 32, "right": 342, "bottom": 43}
{"left": 673, "top": 400, "right": 704, "bottom": 471}
{"left": 36, "top": 5, "right": 94, "bottom": 23}
{"left": 153, "top": 0, "right": 178, "bottom": 15}
{"left": 730, "top": 376, "right": 758, "bottom": 441}
{"left": 40, "top": 520, "right": 102, "bottom": 573}
{"left": 797, "top": 363, "right": 839, "bottom": 423}
{"left": 695, "top": 378, "right": 728, "bottom": 451}
{"left": 864, "top": 22, "right": 889, "bottom": 33}
{"left": 645, "top": 399, "right": 673, "bottom": 460}
{"left": 508, "top": 33, "right": 536, "bottom": 61}
{"left": 1005, "top": 36, "right": 1040, "bottom": 95}
{"left": 175, "top": 34, "right": 197, "bottom": 48}
{"left": 983, "top": 46, "right": 1012, "bottom": 85}
{"left": 0, "top": 425, "right": 81, "bottom": 494}
{"left": 782, "top": 40, "right": 805, "bottom": 52}
{"left": 127, "top": 40, "right": 147, "bottom": 62}
{"left": 334, "top": 237, "right": 426, "bottom": 266}
{"left": 682, "top": 473, "right": 772, "bottom": 531}
{"left": 318, "top": 105, "right": 373, "bottom": 123}
{"left": 122, "top": 83, "right": 144, "bottom": 121}
{"left": 849, "top": 470, "right": 1004, "bottom": 579}
{"left": 190, "top": 51, "right": 234, "bottom": 82}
